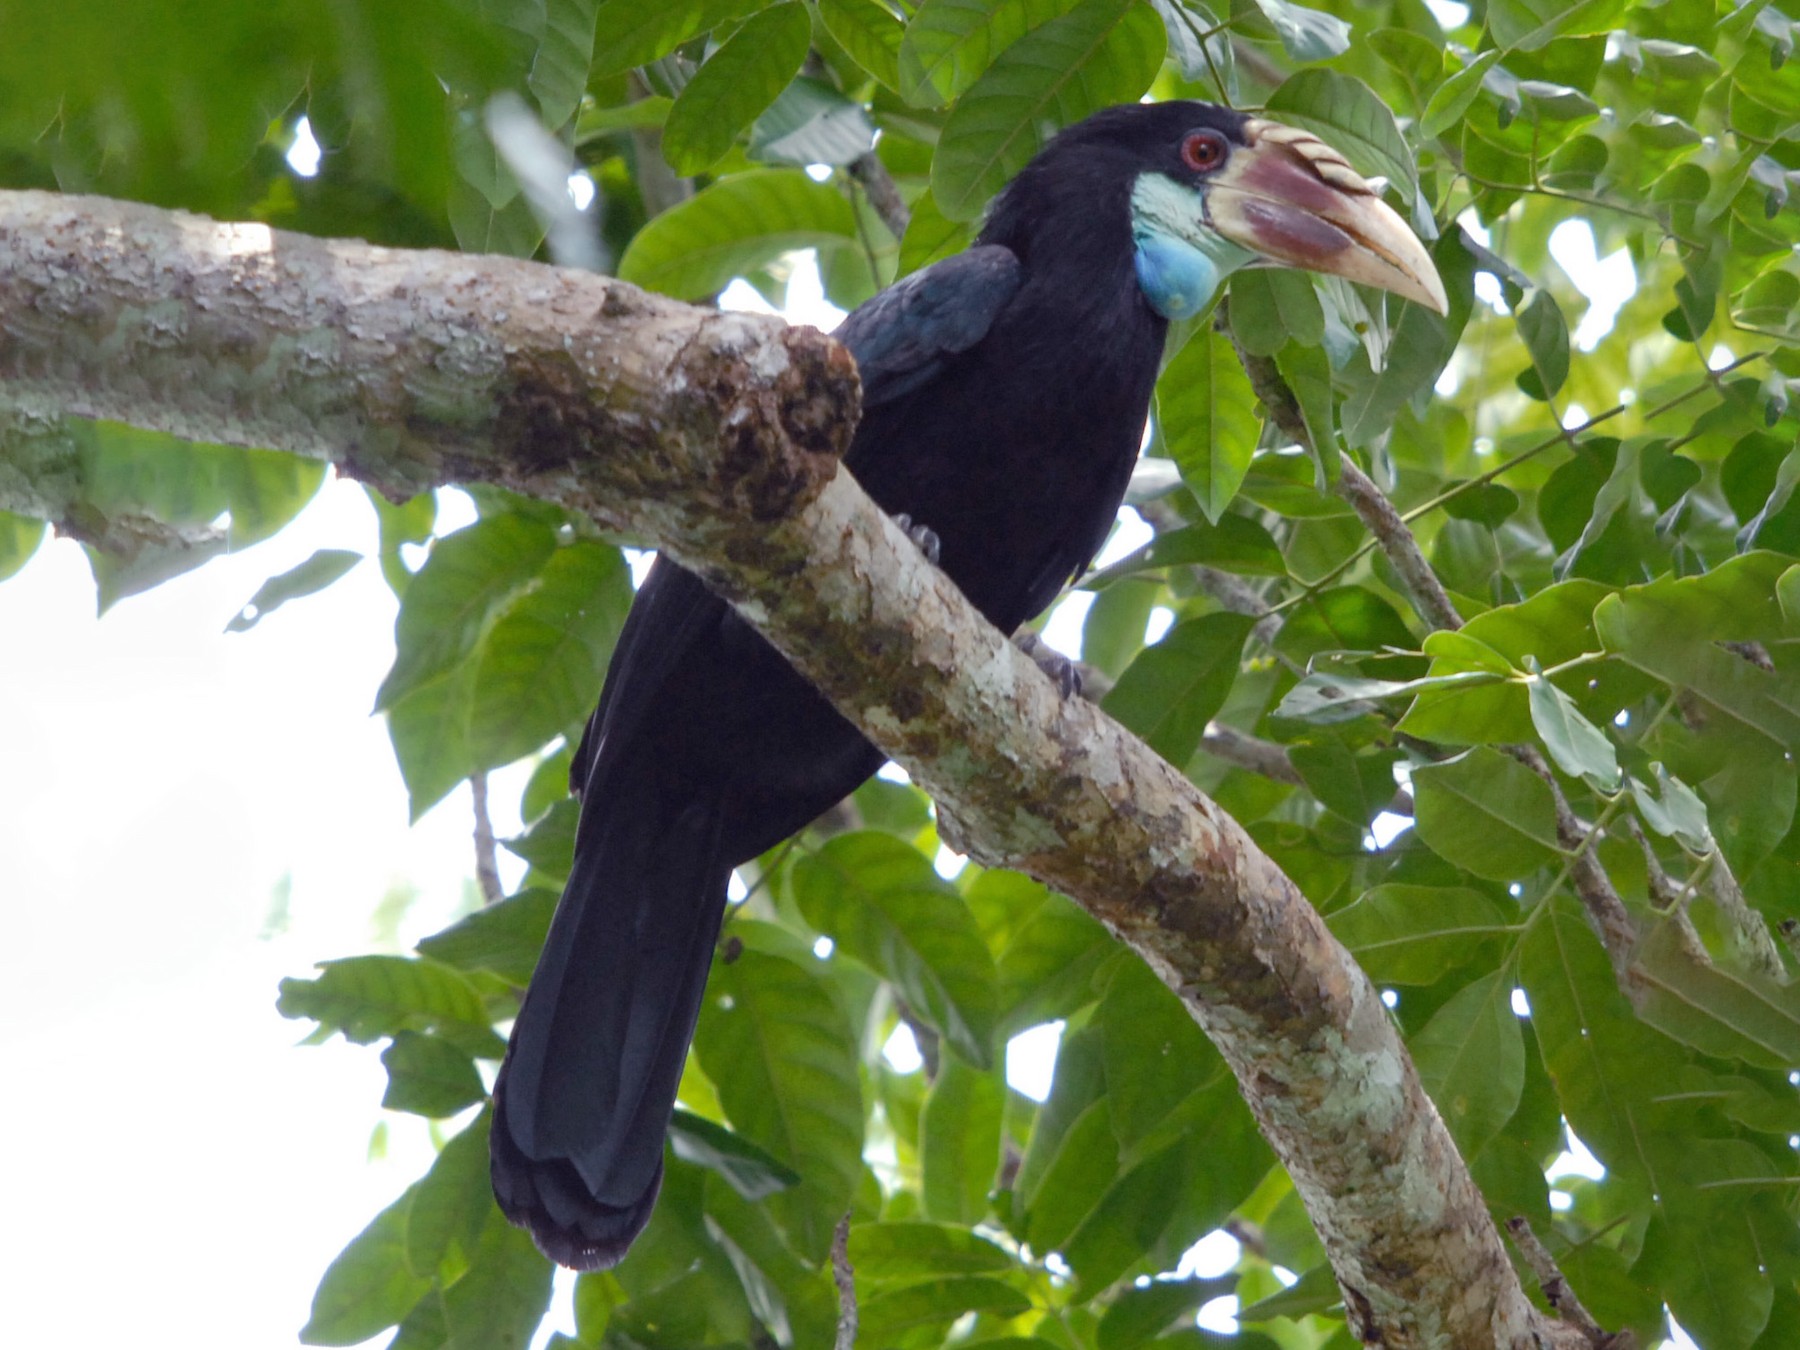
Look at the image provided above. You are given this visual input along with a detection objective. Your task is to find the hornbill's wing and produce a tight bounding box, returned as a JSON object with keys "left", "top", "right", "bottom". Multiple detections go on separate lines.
{"left": 834, "top": 245, "right": 1023, "bottom": 408}
{"left": 569, "top": 244, "right": 1024, "bottom": 789}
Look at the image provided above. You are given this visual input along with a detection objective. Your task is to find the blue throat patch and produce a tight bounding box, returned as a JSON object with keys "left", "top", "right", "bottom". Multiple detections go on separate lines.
{"left": 1128, "top": 173, "right": 1254, "bottom": 321}
{"left": 1133, "top": 231, "right": 1222, "bottom": 321}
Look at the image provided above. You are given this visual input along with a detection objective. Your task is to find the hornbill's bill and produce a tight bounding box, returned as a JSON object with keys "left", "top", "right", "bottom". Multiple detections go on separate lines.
{"left": 491, "top": 99, "right": 1448, "bottom": 1270}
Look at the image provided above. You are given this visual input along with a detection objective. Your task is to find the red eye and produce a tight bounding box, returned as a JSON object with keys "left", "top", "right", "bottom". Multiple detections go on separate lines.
{"left": 1181, "top": 130, "right": 1227, "bottom": 173}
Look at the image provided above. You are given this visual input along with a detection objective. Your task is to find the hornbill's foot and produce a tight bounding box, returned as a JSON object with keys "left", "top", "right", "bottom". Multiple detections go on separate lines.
{"left": 893, "top": 513, "right": 941, "bottom": 565}
{"left": 1016, "top": 631, "right": 1083, "bottom": 699}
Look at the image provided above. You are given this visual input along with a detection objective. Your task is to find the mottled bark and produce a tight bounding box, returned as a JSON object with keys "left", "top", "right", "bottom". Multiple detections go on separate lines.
{"left": 0, "top": 189, "right": 1585, "bottom": 1350}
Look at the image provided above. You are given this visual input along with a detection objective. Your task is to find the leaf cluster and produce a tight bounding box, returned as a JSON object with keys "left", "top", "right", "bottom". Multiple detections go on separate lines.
{"left": 9, "top": 0, "right": 1800, "bottom": 1347}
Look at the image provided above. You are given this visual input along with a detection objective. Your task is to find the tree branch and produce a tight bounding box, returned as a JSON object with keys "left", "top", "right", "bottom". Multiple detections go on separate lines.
{"left": 1225, "top": 321, "right": 1641, "bottom": 979}
{"left": 0, "top": 188, "right": 1576, "bottom": 1350}
{"left": 471, "top": 771, "right": 504, "bottom": 905}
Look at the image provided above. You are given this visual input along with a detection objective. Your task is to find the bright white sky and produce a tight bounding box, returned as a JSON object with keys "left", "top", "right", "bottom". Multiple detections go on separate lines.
{"left": 0, "top": 480, "right": 536, "bottom": 1346}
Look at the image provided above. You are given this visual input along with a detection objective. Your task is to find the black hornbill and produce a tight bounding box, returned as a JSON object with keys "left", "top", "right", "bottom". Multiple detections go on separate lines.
{"left": 491, "top": 99, "right": 1447, "bottom": 1270}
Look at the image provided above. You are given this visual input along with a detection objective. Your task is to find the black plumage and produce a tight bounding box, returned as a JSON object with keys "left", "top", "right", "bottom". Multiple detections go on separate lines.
{"left": 490, "top": 99, "right": 1443, "bottom": 1269}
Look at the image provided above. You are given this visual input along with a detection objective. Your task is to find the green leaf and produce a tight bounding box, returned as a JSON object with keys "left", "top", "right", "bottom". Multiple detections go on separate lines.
{"left": 75, "top": 424, "right": 325, "bottom": 549}
{"left": 277, "top": 955, "right": 505, "bottom": 1057}
{"left": 1527, "top": 674, "right": 1620, "bottom": 790}
{"left": 1410, "top": 971, "right": 1524, "bottom": 1158}
{"left": 1265, "top": 68, "right": 1418, "bottom": 209}
{"left": 1518, "top": 895, "right": 1671, "bottom": 1197}
{"left": 898, "top": 188, "right": 976, "bottom": 275}
{"left": 1629, "top": 763, "right": 1712, "bottom": 852}
{"left": 1289, "top": 738, "right": 1401, "bottom": 826}
{"left": 817, "top": 0, "right": 907, "bottom": 92}
{"left": 860, "top": 1277, "right": 1033, "bottom": 1343}
{"left": 1422, "top": 51, "right": 1502, "bottom": 139}
{"left": 617, "top": 169, "right": 858, "bottom": 299}
{"left": 574, "top": 95, "right": 673, "bottom": 141}
{"left": 848, "top": 1221, "right": 1013, "bottom": 1279}
{"left": 1063, "top": 1139, "right": 1187, "bottom": 1295}
{"left": 1641, "top": 1172, "right": 1777, "bottom": 1350}
{"left": 1276, "top": 669, "right": 1496, "bottom": 724}
{"left": 415, "top": 888, "right": 557, "bottom": 987}
{"left": 386, "top": 659, "right": 480, "bottom": 822}
{"left": 501, "top": 797, "right": 580, "bottom": 883}
{"left": 668, "top": 1107, "right": 802, "bottom": 1199}
{"left": 1487, "top": 0, "right": 1631, "bottom": 51}
{"left": 964, "top": 868, "right": 1114, "bottom": 1033}
{"left": 1275, "top": 340, "right": 1339, "bottom": 483}
{"left": 590, "top": 0, "right": 730, "bottom": 77}
{"left": 1595, "top": 557, "right": 1800, "bottom": 751}
{"left": 0, "top": 511, "right": 46, "bottom": 582}
{"left": 468, "top": 541, "right": 632, "bottom": 767}
{"left": 1229, "top": 270, "right": 1325, "bottom": 357}
{"left": 1397, "top": 580, "right": 1611, "bottom": 745}
{"left": 791, "top": 832, "right": 1001, "bottom": 1065}
{"left": 1157, "top": 322, "right": 1262, "bottom": 522}
{"left": 748, "top": 77, "right": 879, "bottom": 167}
{"left": 1327, "top": 885, "right": 1513, "bottom": 984}
{"left": 448, "top": 105, "right": 543, "bottom": 260}
{"left": 694, "top": 947, "right": 864, "bottom": 1259}
{"left": 662, "top": 4, "right": 813, "bottom": 177}
{"left": 1631, "top": 920, "right": 1800, "bottom": 1070}
{"left": 1274, "top": 586, "right": 1419, "bottom": 668}
{"left": 930, "top": 0, "right": 1165, "bottom": 221}
{"left": 921, "top": 1056, "right": 1005, "bottom": 1222}
{"left": 1022, "top": 1098, "right": 1118, "bottom": 1252}
{"left": 1094, "top": 958, "right": 1221, "bottom": 1162}
{"left": 530, "top": 0, "right": 600, "bottom": 127}
{"left": 1514, "top": 289, "right": 1570, "bottom": 400}
{"left": 1102, "top": 612, "right": 1255, "bottom": 767}
{"left": 380, "top": 1031, "right": 486, "bottom": 1117}
{"left": 1412, "top": 747, "right": 1561, "bottom": 881}
{"left": 225, "top": 549, "right": 361, "bottom": 632}
{"left": 429, "top": 1206, "right": 555, "bottom": 1350}
{"left": 1240, "top": 1262, "right": 1341, "bottom": 1323}
{"left": 1085, "top": 515, "right": 1286, "bottom": 586}
{"left": 302, "top": 1188, "right": 432, "bottom": 1345}
{"left": 1098, "top": 1275, "right": 1236, "bottom": 1350}
{"left": 403, "top": 1111, "right": 494, "bottom": 1278}
{"left": 374, "top": 514, "right": 559, "bottom": 713}
{"left": 898, "top": 0, "right": 1082, "bottom": 107}
{"left": 1251, "top": 0, "right": 1350, "bottom": 62}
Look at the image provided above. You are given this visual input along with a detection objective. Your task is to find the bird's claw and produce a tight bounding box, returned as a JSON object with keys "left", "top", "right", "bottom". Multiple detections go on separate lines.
{"left": 1017, "top": 632, "right": 1083, "bottom": 698}
{"left": 893, "top": 513, "right": 942, "bottom": 565}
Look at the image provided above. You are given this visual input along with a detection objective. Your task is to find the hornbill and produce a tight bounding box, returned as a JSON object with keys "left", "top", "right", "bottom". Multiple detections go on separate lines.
{"left": 491, "top": 99, "right": 1448, "bottom": 1270}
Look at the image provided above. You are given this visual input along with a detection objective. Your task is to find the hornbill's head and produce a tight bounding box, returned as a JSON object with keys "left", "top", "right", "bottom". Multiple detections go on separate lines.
{"left": 984, "top": 101, "right": 1448, "bottom": 321}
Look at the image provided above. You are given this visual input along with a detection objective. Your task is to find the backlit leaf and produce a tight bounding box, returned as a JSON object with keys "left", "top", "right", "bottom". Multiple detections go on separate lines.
{"left": 1157, "top": 324, "right": 1262, "bottom": 522}
{"left": 792, "top": 832, "right": 1001, "bottom": 1065}
{"left": 1412, "top": 748, "right": 1561, "bottom": 881}
{"left": 662, "top": 5, "right": 813, "bottom": 177}
{"left": 1102, "top": 611, "right": 1255, "bottom": 766}
{"left": 618, "top": 170, "right": 858, "bottom": 300}
{"left": 931, "top": 0, "right": 1165, "bottom": 220}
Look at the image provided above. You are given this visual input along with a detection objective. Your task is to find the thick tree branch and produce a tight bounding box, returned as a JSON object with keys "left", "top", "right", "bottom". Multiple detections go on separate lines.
{"left": 0, "top": 189, "right": 1577, "bottom": 1350}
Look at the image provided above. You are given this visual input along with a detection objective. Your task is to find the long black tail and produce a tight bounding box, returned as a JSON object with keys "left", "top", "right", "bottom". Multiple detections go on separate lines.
{"left": 491, "top": 761, "right": 730, "bottom": 1270}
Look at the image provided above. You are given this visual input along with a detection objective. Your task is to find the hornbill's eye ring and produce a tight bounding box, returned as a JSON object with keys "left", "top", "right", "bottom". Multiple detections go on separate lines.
{"left": 1181, "top": 129, "right": 1228, "bottom": 173}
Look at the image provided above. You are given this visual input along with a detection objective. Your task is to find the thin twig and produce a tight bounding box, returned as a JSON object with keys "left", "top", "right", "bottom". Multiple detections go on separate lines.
{"left": 832, "top": 1212, "right": 858, "bottom": 1350}
{"left": 1223, "top": 314, "right": 1464, "bottom": 633}
{"left": 1202, "top": 722, "right": 1303, "bottom": 785}
{"left": 1334, "top": 458, "right": 1464, "bottom": 632}
{"left": 1779, "top": 918, "right": 1800, "bottom": 964}
{"left": 849, "top": 152, "right": 910, "bottom": 239}
{"left": 1505, "top": 1216, "right": 1633, "bottom": 1350}
{"left": 1704, "top": 848, "right": 1787, "bottom": 981}
{"left": 471, "top": 771, "right": 503, "bottom": 905}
